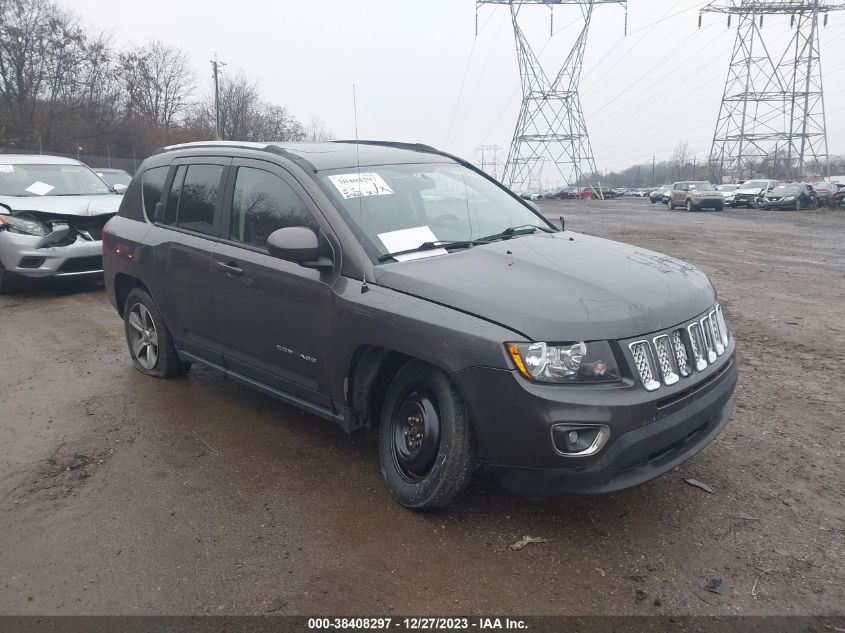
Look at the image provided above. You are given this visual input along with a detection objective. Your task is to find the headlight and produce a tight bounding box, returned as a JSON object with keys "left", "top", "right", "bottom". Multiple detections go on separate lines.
{"left": 782, "top": 196, "right": 795, "bottom": 201}
{"left": 506, "top": 341, "right": 620, "bottom": 383}
{"left": 0, "top": 214, "right": 50, "bottom": 236}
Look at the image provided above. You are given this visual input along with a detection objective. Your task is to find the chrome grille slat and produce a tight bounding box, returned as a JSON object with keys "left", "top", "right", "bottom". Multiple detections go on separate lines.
{"left": 653, "top": 335, "right": 679, "bottom": 385}
{"left": 708, "top": 310, "right": 725, "bottom": 356}
{"left": 700, "top": 317, "right": 717, "bottom": 364}
{"left": 716, "top": 305, "right": 729, "bottom": 347}
{"left": 687, "top": 322, "right": 708, "bottom": 371}
{"left": 671, "top": 330, "right": 690, "bottom": 377}
{"left": 629, "top": 341, "right": 660, "bottom": 391}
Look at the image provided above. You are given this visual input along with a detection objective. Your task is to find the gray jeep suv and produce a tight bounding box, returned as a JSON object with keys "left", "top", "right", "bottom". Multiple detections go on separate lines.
{"left": 103, "top": 141, "right": 737, "bottom": 509}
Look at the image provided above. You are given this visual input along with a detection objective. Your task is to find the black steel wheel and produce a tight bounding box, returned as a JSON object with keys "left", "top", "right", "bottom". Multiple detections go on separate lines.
{"left": 378, "top": 361, "right": 473, "bottom": 509}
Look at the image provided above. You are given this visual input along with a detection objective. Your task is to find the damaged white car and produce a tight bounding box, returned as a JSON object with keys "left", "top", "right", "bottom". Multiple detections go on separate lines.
{"left": 0, "top": 155, "right": 122, "bottom": 293}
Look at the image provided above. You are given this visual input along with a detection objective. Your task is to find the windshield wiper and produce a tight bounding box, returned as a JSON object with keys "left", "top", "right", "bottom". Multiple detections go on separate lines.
{"left": 377, "top": 240, "right": 481, "bottom": 263}
{"left": 478, "top": 224, "right": 555, "bottom": 242}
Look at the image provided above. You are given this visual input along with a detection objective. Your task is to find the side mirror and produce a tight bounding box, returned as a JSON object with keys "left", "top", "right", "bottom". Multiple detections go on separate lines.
{"left": 113, "top": 183, "right": 128, "bottom": 194}
{"left": 266, "top": 226, "right": 334, "bottom": 272}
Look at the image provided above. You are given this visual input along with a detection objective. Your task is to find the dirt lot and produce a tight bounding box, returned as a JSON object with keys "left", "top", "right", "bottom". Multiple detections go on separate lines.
{"left": 0, "top": 198, "right": 842, "bottom": 616}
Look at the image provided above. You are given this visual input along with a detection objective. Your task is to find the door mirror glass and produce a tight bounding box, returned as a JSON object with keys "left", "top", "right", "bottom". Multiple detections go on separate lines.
{"left": 113, "top": 183, "right": 128, "bottom": 194}
{"left": 266, "top": 226, "right": 320, "bottom": 263}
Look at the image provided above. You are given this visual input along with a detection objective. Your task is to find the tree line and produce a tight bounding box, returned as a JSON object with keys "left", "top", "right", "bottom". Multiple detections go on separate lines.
{"left": 0, "top": 0, "right": 332, "bottom": 160}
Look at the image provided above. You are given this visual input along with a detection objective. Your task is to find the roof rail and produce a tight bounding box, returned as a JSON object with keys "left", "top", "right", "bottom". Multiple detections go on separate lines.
{"left": 332, "top": 139, "right": 441, "bottom": 154}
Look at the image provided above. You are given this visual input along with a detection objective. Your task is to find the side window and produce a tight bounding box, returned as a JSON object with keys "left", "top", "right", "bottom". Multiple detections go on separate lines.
{"left": 230, "top": 167, "right": 319, "bottom": 248}
{"left": 163, "top": 165, "right": 186, "bottom": 226}
{"left": 177, "top": 164, "right": 224, "bottom": 235}
{"left": 141, "top": 166, "right": 169, "bottom": 221}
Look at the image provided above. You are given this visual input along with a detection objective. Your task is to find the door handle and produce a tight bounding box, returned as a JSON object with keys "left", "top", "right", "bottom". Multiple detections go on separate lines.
{"left": 215, "top": 261, "right": 244, "bottom": 276}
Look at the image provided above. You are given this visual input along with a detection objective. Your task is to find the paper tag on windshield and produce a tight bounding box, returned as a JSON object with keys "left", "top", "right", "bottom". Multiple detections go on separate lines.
{"left": 0, "top": 165, "right": 13, "bottom": 173}
{"left": 378, "top": 226, "right": 448, "bottom": 262}
{"left": 25, "top": 181, "right": 55, "bottom": 196}
{"left": 328, "top": 173, "right": 394, "bottom": 199}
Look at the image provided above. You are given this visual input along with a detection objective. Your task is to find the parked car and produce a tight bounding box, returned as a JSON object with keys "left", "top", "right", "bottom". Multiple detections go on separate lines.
{"left": 716, "top": 184, "right": 740, "bottom": 207}
{"left": 729, "top": 179, "right": 778, "bottom": 208}
{"left": 810, "top": 182, "right": 837, "bottom": 205}
{"left": 95, "top": 168, "right": 132, "bottom": 193}
{"left": 831, "top": 183, "right": 845, "bottom": 208}
{"left": 0, "top": 154, "right": 122, "bottom": 293}
{"left": 667, "top": 181, "right": 724, "bottom": 211}
{"left": 757, "top": 183, "right": 818, "bottom": 211}
{"left": 103, "top": 140, "right": 737, "bottom": 509}
{"left": 649, "top": 185, "right": 671, "bottom": 204}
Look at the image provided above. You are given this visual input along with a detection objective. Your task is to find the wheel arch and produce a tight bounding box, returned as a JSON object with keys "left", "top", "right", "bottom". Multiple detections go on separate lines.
{"left": 114, "top": 273, "right": 150, "bottom": 318}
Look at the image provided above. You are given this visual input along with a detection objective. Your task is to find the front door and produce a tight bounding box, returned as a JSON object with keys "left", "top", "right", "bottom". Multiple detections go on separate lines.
{"left": 211, "top": 158, "right": 337, "bottom": 405}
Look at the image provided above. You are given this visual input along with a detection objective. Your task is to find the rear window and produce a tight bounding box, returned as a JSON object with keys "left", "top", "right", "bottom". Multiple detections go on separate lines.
{"left": 142, "top": 166, "right": 169, "bottom": 222}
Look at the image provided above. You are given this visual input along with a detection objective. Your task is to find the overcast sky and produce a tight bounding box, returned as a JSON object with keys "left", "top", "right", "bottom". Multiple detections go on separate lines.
{"left": 70, "top": 0, "right": 845, "bottom": 176}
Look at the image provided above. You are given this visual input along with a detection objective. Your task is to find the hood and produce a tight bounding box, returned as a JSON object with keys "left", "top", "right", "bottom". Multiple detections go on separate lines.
{"left": 373, "top": 232, "right": 716, "bottom": 341}
{"left": 0, "top": 194, "right": 122, "bottom": 217}
{"left": 690, "top": 189, "right": 721, "bottom": 197}
{"left": 736, "top": 186, "right": 766, "bottom": 195}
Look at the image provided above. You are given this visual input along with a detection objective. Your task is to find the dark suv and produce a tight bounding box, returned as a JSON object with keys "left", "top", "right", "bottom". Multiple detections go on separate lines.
{"left": 103, "top": 141, "right": 737, "bottom": 509}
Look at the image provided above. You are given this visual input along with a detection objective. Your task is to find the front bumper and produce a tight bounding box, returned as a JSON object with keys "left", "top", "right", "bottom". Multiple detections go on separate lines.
{"left": 692, "top": 197, "right": 724, "bottom": 208}
{"left": 0, "top": 231, "right": 104, "bottom": 278}
{"left": 454, "top": 341, "right": 737, "bottom": 495}
{"left": 758, "top": 200, "right": 794, "bottom": 210}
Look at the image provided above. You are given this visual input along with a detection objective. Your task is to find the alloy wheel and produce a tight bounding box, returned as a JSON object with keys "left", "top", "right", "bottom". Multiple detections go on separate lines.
{"left": 127, "top": 303, "right": 159, "bottom": 370}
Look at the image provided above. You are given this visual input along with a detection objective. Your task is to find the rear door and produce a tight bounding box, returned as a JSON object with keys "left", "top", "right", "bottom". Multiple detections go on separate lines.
{"left": 211, "top": 158, "right": 338, "bottom": 405}
{"left": 147, "top": 157, "right": 230, "bottom": 363}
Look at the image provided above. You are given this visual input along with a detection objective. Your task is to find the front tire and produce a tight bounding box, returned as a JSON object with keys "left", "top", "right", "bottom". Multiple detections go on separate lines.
{"left": 715, "top": 202, "right": 724, "bottom": 211}
{"left": 686, "top": 199, "right": 697, "bottom": 212}
{"left": 123, "top": 288, "right": 191, "bottom": 378}
{"left": 795, "top": 198, "right": 802, "bottom": 211}
{"left": 667, "top": 199, "right": 675, "bottom": 210}
{"left": 378, "top": 361, "right": 474, "bottom": 510}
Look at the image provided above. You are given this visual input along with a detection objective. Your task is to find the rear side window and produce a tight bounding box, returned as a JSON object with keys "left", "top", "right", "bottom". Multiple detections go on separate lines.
{"left": 161, "top": 164, "right": 224, "bottom": 236}
{"left": 177, "top": 165, "right": 224, "bottom": 235}
{"left": 141, "top": 166, "right": 169, "bottom": 221}
{"left": 229, "top": 167, "right": 318, "bottom": 249}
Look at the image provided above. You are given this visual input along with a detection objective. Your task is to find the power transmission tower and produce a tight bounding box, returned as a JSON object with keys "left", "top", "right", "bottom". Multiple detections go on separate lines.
{"left": 702, "top": 0, "right": 844, "bottom": 183}
{"left": 476, "top": 1, "right": 627, "bottom": 193}
{"left": 476, "top": 144, "right": 503, "bottom": 179}
{"left": 210, "top": 53, "right": 227, "bottom": 141}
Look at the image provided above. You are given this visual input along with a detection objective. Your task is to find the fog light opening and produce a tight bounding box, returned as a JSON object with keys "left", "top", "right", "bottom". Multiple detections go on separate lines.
{"left": 552, "top": 424, "right": 610, "bottom": 457}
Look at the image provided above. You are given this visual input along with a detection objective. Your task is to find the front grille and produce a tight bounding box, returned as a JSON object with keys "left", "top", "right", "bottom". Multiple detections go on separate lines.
{"left": 59, "top": 256, "right": 103, "bottom": 273}
{"left": 629, "top": 304, "right": 731, "bottom": 392}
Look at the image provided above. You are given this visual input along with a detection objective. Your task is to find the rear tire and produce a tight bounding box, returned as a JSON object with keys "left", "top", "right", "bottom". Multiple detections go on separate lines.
{"left": 123, "top": 288, "right": 191, "bottom": 378}
{"left": 378, "top": 361, "right": 474, "bottom": 510}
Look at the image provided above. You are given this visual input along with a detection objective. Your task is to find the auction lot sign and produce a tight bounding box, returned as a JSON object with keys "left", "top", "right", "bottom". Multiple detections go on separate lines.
{"left": 0, "top": 617, "right": 842, "bottom": 633}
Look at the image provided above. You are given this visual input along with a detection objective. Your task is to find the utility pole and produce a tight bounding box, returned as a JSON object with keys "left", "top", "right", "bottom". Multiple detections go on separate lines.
{"left": 692, "top": 156, "right": 697, "bottom": 180}
{"left": 210, "top": 53, "right": 227, "bottom": 141}
{"left": 476, "top": 0, "right": 627, "bottom": 193}
{"left": 651, "top": 155, "right": 656, "bottom": 187}
{"left": 701, "top": 0, "right": 844, "bottom": 183}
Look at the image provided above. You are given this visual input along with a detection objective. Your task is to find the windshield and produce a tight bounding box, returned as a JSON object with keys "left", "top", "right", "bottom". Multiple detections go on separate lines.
{"left": 319, "top": 162, "right": 553, "bottom": 262}
{"left": 772, "top": 185, "right": 800, "bottom": 194}
{"left": 718, "top": 184, "right": 739, "bottom": 191}
{"left": 97, "top": 171, "right": 132, "bottom": 187}
{"left": 0, "top": 163, "right": 114, "bottom": 196}
{"left": 688, "top": 182, "right": 715, "bottom": 191}
{"left": 742, "top": 180, "right": 769, "bottom": 189}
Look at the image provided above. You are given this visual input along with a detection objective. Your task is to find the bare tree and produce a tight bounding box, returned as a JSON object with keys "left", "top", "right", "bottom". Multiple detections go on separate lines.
{"left": 190, "top": 70, "right": 305, "bottom": 142}
{"left": 306, "top": 115, "right": 333, "bottom": 142}
{"left": 119, "top": 40, "right": 194, "bottom": 131}
{"left": 672, "top": 140, "right": 691, "bottom": 181}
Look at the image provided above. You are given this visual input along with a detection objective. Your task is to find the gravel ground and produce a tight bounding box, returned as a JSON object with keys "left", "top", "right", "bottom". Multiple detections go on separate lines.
{"left": 0, "top": 198, "right": 842, "bottom": 616}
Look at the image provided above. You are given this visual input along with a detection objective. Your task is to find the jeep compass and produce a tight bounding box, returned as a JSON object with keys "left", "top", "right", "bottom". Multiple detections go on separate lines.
{"left": 103, "top": 141, "right": 738, "bottom": 509}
